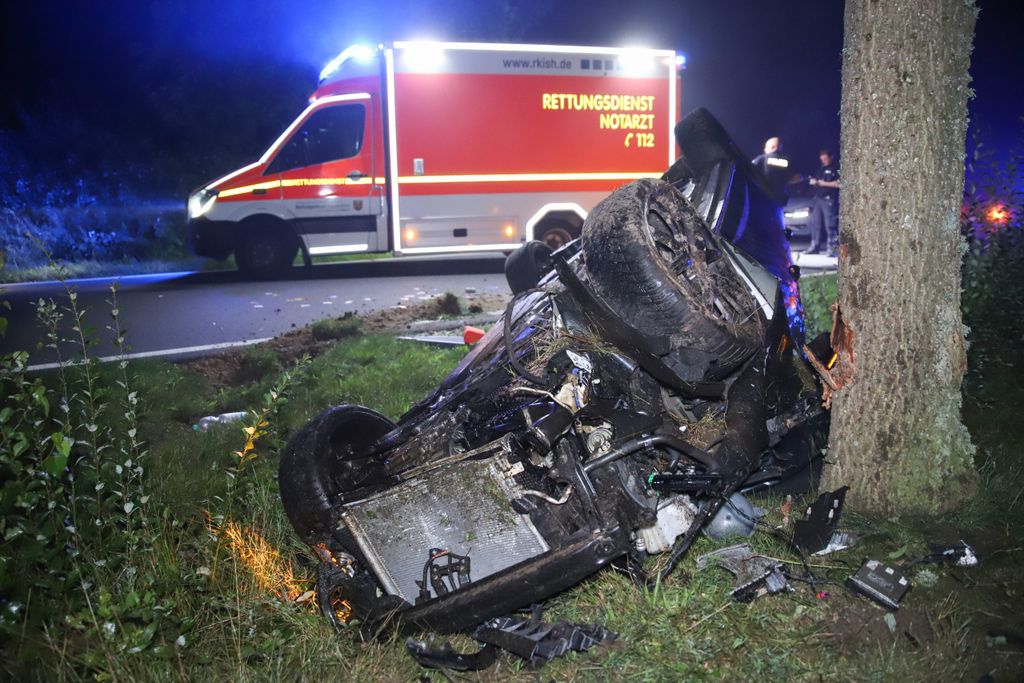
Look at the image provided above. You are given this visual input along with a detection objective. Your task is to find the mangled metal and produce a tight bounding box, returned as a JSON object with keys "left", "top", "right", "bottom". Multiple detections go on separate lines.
{"left": 277, "top": 109, "right": 833, "bottom": 647}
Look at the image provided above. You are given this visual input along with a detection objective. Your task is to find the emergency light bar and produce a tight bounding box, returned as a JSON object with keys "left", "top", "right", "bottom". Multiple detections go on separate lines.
{"left": 319, "top": 44, "right": 377, "bottom": 82}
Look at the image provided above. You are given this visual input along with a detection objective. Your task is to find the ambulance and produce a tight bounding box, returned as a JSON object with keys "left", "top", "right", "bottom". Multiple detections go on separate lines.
{"left": 186, "top": 41, "right": 682, "bottom": 276}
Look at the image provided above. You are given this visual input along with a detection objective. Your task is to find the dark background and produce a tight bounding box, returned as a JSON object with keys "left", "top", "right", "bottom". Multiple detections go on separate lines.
{"left": 0, "top": 0, "right": 1019, "bottom": 208}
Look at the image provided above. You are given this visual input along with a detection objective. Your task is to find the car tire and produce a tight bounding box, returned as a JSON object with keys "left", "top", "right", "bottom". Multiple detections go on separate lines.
{"left": 236, "top": 223, "right": 297, "bottom": 278}
{"left": 278, "top": 404, "right": 397, "bottom": 546}
{"left": 504, "top": 240, "right": 554, "bottom": 295}
{"left": 580, "top": 178, "right": 764, "bottom": 381}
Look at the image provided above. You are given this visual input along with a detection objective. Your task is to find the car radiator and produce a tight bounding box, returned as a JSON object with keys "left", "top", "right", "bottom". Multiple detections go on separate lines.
{"left": 340, "top": 455, "right": 550, "bottom": 604}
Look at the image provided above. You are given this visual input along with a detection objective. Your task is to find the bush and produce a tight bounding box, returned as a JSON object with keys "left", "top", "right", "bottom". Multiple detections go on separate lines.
{"left": 0, "top": 121, "right": 186, "bottom": 269}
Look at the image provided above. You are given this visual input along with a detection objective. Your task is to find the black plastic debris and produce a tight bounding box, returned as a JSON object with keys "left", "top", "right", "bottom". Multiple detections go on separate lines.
{"left": 792, "top": 487, "right": 848, "bottom": 554}
{"left": 847, "top": 559, "right": 911, "bottom": 610}
{"left": 406, "top": 639, "right": 499, "bottom": 671}
{"left": 473, "top": 615, "right": 617, "bottom": 665}
{"left": 406, "top": 613, "right": 616, "bottom": 671}
{"left": 696, "top": 544, "right": 792, "bottom": 602}
{"left": 925, "top": 540, "right": 978, "bottom": 568}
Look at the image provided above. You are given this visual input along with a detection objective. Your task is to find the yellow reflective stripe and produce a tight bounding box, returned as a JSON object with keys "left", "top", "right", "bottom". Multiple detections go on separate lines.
{"left": 217, "top": 180, "right": 281, "bottom": 198}
{"left": 396, "top": 171, "right": 660, "bottom": 184}
{"left": 280, "top": 177, "right": 386, "bottom": 187}
{"left": 219, "top": 171, "right": 659, "bottom": 196}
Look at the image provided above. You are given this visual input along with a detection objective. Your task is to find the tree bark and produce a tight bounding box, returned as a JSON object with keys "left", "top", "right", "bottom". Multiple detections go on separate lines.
{"left": 821, "top": 0, "right": 978, "bottom": 514}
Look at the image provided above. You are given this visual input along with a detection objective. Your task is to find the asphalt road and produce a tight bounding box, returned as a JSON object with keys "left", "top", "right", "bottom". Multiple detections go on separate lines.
{"left": 0, "top": 255, "right": 511, "bottom": 369}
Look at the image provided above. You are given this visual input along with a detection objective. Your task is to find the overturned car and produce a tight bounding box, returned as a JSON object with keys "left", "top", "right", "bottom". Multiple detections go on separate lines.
{"left": 279, "top": 109, "right": 831, "bottom": 636}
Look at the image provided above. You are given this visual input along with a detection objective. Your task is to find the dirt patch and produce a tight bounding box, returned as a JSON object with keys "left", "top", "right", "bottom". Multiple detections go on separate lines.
{"left": 182, "top": 292, "right": 508, "bottom": 389}
{"left": 819, "top": 595, "right": 933, "bottom": 654}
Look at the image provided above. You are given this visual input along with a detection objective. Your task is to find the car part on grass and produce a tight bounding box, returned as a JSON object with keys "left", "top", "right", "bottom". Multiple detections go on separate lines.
{"left": 696, "top": 544, "right": 792, "bottom": 602}
{"left": 473, "top": 615, "right": 617, "bottom": 665}
{"left": 406, "top": 613, "right": 616, "bottom": 671}
{"left": 792, "top": 487, "right": 849, "bottom": 555}
{"left": 903, "top": 540, "right": 979, "bottom": 569}
{"left": 406, "top": 639, "right": 499, "bottom": 671}
{"left": 812, "top": 530, "right": 859, "bottom": 556}
{"left": 847, "top": 559, "right": 911, "bottom": 610}
{"left": 396, "top": 334, "right": 466, "bottom": 347}
{"left": 278, "top": 108, "right": 831, "bottom": 638}
{"left": 705, "top": 492, "right": 764, "bottom": 539}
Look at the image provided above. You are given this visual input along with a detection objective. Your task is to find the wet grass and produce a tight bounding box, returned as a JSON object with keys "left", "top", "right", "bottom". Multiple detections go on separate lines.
{"left": 12, "top": 290, "right": 1024, "bottom": 681}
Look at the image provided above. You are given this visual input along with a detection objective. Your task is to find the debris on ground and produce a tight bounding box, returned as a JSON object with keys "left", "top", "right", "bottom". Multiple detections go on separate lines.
{"left": 463, "top": 325, "right": 486, "bottom": 345}
{"left": 193, "top": 410, "right": 247, "bottom": 431}
{"left": 406, "top": 610, "right": 617, "bottom": 671}
{"left": 396, "top": 334, "right": 466, "bottom": 347}
{"left": 182, "top": 293, "right": 508, "bottom": 388}
{"left": 697, "top": 544, "right": 792, "bottom": 602}
{"left": 847, "top": 559, "right": 911, "bottom": 610}
{"left": 812, "top": 530, "right": 858, "bottom": 556}
{"left": 792, "top": 487, "right": 848, "bottom": 554}
{"left": 923, "top": 540, "right": 979, "bottom": 568}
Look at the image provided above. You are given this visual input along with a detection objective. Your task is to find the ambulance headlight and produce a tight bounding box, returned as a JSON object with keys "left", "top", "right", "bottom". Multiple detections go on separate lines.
{"left": 188, "top": 189, "right": 218, "bottom": 219}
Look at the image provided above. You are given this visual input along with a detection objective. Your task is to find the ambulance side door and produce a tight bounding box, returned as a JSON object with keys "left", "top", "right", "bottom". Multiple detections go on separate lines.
{"left": 266, "top": 98, "right": 381, "bottom": 255}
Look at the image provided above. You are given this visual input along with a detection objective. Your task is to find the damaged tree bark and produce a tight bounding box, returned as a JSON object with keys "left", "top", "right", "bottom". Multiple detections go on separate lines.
{"left": 822, "top": 0, "right": 978, "bottom": 514}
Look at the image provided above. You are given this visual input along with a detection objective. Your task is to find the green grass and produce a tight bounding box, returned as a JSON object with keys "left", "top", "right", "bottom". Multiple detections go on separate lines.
{"left": 798, "top": 272, "right": 838, "bottom": 340}
{"left": 309, "top": 315, "right": 362, "bottom": 342}
{"left": 9, "top": 288, "right": 1024, "bottom": 682}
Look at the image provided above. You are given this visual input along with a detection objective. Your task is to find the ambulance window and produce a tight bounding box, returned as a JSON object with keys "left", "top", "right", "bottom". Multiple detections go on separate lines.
{"left": 267, "top": 104, "right": 365, "bottom": 173}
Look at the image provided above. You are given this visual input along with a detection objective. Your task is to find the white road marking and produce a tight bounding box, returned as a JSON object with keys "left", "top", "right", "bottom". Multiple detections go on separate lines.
{"left": 24, "top": 337, "right": 273, "bottom": 372}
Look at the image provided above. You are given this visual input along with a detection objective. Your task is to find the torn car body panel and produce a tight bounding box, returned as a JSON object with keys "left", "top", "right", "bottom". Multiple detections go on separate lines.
{"left": 278, "top": 108, "right": 831, "bottom": 635}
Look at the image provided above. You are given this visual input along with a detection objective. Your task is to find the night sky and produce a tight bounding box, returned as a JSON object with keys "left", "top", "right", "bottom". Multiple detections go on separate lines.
{"left": 1, "top": 0, "right": 1020, "bottom": 191}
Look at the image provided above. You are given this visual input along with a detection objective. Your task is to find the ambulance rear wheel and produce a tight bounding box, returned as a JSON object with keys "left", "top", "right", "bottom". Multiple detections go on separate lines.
{"left": 536, "top": 222, "right": 575, "bottom": 251}
{"left": 236, "top": 225, "right": 297, "bottom": 279}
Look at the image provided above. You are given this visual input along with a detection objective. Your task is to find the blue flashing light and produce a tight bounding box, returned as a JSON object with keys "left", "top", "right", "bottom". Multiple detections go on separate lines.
{"left": 674, "top": 54, "right": 687, "bottom": 69}
{"left": 319, "top": 44, "right": 376, "bottom": 82}
{"left": 781, "top": 278, "right": 807, "bottom": 349}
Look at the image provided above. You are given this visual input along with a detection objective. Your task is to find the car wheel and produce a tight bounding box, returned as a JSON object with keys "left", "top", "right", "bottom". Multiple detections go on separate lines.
{"left": 236, "top": 225, "right": 297, "bottom": 278}
{"left": 504, "top": 240, "right": 554, "bottom": 294}
{"left": 279, "top": 404, "right": 397, "bottom": 546}
{"left": 580, "top": 178, "right": 764, "bottom": 380}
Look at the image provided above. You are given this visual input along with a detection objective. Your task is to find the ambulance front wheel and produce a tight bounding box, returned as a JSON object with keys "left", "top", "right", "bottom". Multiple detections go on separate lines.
{"left": 236, "top": 223, "right": 298, "bottom": 279}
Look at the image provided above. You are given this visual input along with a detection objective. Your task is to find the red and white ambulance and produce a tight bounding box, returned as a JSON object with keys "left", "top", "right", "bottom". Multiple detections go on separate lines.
{"left": 186, "top": 41, "right": 681, "bottom": 276}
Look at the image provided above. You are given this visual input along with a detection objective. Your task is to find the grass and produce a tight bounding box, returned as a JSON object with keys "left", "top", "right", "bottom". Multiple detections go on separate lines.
{"left": 309, "top": 315, "right": 362, "bottom": 342}
{"left": 8, "top": 279, "right": 1024, "bottom": 682}
{"left": 798, "top": 272, "right": 838, "bottom": 339}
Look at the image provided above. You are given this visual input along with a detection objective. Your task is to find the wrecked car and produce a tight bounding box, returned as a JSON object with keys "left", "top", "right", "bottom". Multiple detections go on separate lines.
{"left": 278, "top": 108, "right": 831, "bottom": 637}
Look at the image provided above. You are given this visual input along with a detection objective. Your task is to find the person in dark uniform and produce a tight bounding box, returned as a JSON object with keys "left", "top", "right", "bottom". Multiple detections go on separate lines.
{"left": 751, "top": 136, "right": 792, "bottom": 198}
{"left": 806, "top": 148, "right": 840, "bottom": 255}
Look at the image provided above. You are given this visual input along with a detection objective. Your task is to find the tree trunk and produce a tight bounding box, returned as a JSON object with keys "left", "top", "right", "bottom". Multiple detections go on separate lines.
{"left": 821, "top": 0, "right": 978, "bottom": 514}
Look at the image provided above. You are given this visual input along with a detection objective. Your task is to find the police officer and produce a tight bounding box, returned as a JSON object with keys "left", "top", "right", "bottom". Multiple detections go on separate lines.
{"left": 806, "top": 148, "right": 840, "bottom": 255}
{"left": 752, "top": 137, "right": 792, "bottom": 198}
